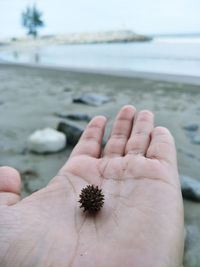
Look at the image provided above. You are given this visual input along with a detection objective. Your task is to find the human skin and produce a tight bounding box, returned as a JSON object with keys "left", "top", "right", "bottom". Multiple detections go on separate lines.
{"left": 0, "top": 105, "right": 184, "bottom": 267}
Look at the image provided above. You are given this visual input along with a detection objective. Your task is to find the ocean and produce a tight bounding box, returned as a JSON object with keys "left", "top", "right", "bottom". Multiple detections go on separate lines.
{"left": 0, "top": 37, "right": 200, "bottom": 77}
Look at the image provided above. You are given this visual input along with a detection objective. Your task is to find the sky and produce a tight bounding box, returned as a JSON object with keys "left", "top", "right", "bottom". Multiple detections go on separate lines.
{"left": 0, "top": 0, "right": 200, "bottom": 38}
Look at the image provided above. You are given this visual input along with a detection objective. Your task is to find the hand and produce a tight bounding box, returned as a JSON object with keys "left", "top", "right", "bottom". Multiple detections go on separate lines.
{"left": 0, "top": 105, "right": 184, "bottom": 267}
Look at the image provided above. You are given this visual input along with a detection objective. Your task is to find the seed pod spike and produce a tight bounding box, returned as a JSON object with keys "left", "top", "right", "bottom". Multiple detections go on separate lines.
{"left": 79, "top": 185, "right": 104, "bottom": 214}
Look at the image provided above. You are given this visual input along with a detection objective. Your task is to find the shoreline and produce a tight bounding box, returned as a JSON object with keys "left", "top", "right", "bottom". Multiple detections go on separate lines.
{"left": 1, "top": 61, "right": 200, "bottom": 86}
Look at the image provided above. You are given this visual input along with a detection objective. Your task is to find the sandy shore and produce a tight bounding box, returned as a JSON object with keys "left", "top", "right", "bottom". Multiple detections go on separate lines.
{"left": 3, "top": 62, "right": 200, "bottom": 86}
{"left": 1, "top": 63, "right": 200, "bottom": 265}
{"left": 0, "top": 62, "right": 200, "bottom": 196}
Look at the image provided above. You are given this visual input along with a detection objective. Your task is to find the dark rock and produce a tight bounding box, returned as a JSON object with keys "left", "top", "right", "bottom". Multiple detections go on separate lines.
{"left": 21, "top": 170, "right": 39, "bottom": 194}
{"left": 65, "top": 113, "right": 92, "bottom": 122}
{"left": 57, "top": 121, "right": 83, "bottom": 146}
{"left": 184, "top": 225, "right": 200, "bottom": 267}
{"left": 73, "top": 93, "right": 112, "bottom": 106}
{"left": 182, "top": 124, "right": 200, "bottom": 145}
{"left": 21, "top": 170, "right": 39, "bottom": 179}
{"left": 185, "top": 131, "right": 196, "bottom": 139}
{"left": 19, "top": 147, "right": 29, "bottom": 155}
{"left": 183, "top": 124, "right": 199, "bottom": 132}
{"left": 181, "top": 175, "right": 200, "bottom": 201}
{"left": 192, "top": 135, "right": 200, "bottom": 145}
{"left": 185, "top": 152, "right": 196, "bottom": 159}
{"left": 63, "top": 88, "right": 71, "bottom": 92}
{"left": 57, "top": 121, "right": 107, "bottom": 147}
{"left": 55, "top": 112, "right": 92, "bottom": 122}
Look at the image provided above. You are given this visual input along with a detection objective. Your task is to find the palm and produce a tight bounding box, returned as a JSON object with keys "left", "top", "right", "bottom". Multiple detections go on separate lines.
{"left": 0, "top": 106, "right": 184, "bottom": 267}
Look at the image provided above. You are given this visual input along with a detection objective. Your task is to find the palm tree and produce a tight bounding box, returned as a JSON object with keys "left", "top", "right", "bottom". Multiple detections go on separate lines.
{"left": 22, "top": 5, "right": 44, "bottom": 38}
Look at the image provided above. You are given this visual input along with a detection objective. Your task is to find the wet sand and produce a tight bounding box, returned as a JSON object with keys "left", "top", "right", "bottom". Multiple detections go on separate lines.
{"left": 0, "top": 63, "right": 200, "bottom": 197}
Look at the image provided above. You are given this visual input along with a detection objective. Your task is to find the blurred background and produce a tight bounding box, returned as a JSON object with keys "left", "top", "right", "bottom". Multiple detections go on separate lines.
{"left": 0, "top": 0, "right": 200, "bottom": 76}
{"left": 0, "top": 2, "right": 200, "bottom": 266}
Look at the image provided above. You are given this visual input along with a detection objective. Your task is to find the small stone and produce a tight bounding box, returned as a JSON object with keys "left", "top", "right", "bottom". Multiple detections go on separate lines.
{"left": 57, "top": 122, "right": 83, "bottom": 146}
{"left": 192, "top": 135, "right": 200, "bottom": 145}
{"left": 21, "top": 170, "right": 39, "bottom": 194}
{"left": 55, "top": 112, "right": 92, "bottom": 122}
{"left": 21, "top": 170, "right": 38, "bottom": 179}
{"left": 184, "top": 225, "right": 200, "bottom": 267}
{"left": 183, "top": 124, "right": 199, "bottom": 132}
{"left": 73, "top": 93, "right": 112, "bottom": 106}
{"left": 57, "top": 121, "right": 107, "bottom": 147}
{"left": 63, "top": 87, "right": 71, "bottom": 92}
{"left": 181, "top": 175, "right": 200, "bottom": 201}
{"left": 28, "top": 128, "right": 66, "bottom": 154}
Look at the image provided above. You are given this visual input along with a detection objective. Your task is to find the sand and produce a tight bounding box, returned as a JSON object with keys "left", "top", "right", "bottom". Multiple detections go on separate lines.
{"left": 1, "top": 63, "right": 200, "bottom": 266}
{"left": 0, "top": 63, "right": 200, "bottom": 196}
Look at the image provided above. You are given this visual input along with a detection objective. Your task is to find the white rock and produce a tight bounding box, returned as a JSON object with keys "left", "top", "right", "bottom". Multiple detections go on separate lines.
{"left": 28, "top": 128, "right": 66, "bottom": 153}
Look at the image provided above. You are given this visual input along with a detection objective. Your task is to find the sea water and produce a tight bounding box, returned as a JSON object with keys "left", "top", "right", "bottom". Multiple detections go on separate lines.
{"left": 0, "top": 37, "right": 200, "bottom": 77}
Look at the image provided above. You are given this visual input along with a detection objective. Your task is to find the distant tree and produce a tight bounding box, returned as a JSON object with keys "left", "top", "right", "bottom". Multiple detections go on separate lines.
{"left": 22, "top": 5, "right": 44, "bottom": 38}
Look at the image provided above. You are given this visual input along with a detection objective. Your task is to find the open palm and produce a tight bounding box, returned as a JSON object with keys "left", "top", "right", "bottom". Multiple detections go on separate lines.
{"left": 0, "top": 106, "right": 184, "bottom": 267}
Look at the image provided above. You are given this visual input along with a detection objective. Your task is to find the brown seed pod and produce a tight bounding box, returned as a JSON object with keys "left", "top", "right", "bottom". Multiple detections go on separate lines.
{"left": 79, "top": 185, "right": 104, "bottom": 214}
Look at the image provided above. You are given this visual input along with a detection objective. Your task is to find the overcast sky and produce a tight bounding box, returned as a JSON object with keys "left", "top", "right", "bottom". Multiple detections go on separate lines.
{"left": 0, "top": 0, "right": 200, "bottom": 38}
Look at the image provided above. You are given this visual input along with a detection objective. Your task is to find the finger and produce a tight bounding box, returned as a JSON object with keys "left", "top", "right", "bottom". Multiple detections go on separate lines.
{"left": 125, "top": 110, "right": 154, "bottom": 156}
{"left": 69, "top": 116, "right": 107, "bottom": 158}
{"left": 103, "top": 105, "right": 136, "bottom": 157}
{"left": 0, "top": 166, "right": 21, "bottom": 205}
{"left": 0, "top": 193, "right": 20, "bottom": 205}
{"left": 146, "top": 127, "right": 177, "bottom": 164}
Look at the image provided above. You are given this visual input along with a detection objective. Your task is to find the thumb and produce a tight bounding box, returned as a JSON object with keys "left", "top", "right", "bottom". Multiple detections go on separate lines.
{"left": 0, "top": 166, "right": 21, "bottom": 205}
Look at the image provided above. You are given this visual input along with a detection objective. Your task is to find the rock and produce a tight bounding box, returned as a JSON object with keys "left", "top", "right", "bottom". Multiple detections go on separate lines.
{"left": 57, "top": 122, "right": 83, "bottom": 146}
{"left": 65, "top": 113, "right": 92, "bottom": 121}
{"left": 183, "top": 124, "right": 199, "bottom": 132}
{"left": 192, "top": 135, "right": 200, "bottom": 145}
{"left": 21, "top": 169, "right": 39, "bottom": 194}
{"left": 181, "top": 175, "right": 200, "bottom": 201}
{"left": 73, "top": 93, "right": 111, "bottom": 106}
{"left": 182, "top": 123, "right": 200, "bottom": 144}
{"left": 184, "top": 225, "right": 200, "bottom": 267}
{"left": 63, "top": 87, "right": 71, "bottom": 92}
{"left": 28, "top": 128, "right": 66, "bottom": 153}
{"left": 185, "top": 131, "right": 196, "bottom": 140}
{"left": 55, "top": 112, "right": 92, "bottom": 122}
{"left": 21, "top": 170, "right": 39, "bottom": 178}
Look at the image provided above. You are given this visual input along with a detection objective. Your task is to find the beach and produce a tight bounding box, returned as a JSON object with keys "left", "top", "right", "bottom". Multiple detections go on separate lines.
{"left": 1, "top": 62, "right": 200, "bottom": 193}
{"left": 1, "top": 62, "right": 200, "bottom": 266}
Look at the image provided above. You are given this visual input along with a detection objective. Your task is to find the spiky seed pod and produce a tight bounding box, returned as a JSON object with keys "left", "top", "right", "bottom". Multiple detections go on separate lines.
{"left": 79, "top": 185, "right": 104, "bottom": 214}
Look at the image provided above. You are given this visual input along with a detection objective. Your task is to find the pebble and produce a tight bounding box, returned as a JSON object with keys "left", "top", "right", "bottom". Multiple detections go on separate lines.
{"left": 55, "top": 112, "right": 92, "bottom": 122}
{"left": 73, "top": 93, "right": 111, "bottom": 106}
{"left": 57, "top": 121, "right": 107, "bottom": 147}
{"left": 183, "top": 124, "right": 199, "bottom": 132}
{"left": 57, "top": 122, "right": 83, "bottom": 146}
{"left": 192, "top": 135, "right": 200, "bottom": 145}
{"left": 28, "top": 128, "right": 66, "bottom": 153}
{"left": 184, "top": 225, "right": 200, "bottom": 267}
{"left": 181, "top": 175, "right": 200, "bottom": 202}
